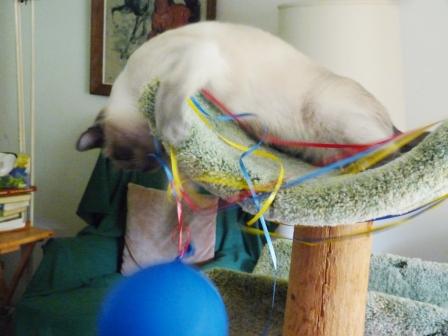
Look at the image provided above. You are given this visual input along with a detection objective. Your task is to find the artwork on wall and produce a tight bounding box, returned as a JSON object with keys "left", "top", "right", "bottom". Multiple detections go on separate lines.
{"left": 90, "top": 0, "right": 217, "bottom": 96}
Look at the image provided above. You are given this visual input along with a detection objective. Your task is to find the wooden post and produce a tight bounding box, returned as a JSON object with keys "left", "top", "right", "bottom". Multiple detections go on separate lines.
{"left": 283, "top": 222, "right": 372, "bottom": 336}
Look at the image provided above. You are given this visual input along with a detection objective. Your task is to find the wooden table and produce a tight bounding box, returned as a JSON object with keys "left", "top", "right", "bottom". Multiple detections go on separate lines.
{"left": 0, "top": 226, "right": 53, "bottom": 306}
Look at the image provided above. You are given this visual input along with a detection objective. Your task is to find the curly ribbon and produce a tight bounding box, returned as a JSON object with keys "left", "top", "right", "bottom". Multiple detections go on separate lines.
{"left": 242, "top": 193, "right": 448, "bottom": 245}
{"left": 149, "top": 87, "right": 446, "bottom": 258}
{"left": 220, "top": 113, "right": 281, "bottom": 336}
{"left": 188, "top": 96, "right": 279, "bottom": 332}
{"left": 149, "top": 143, "right": 190, "bottom": 258}
{"left": 238, "top": 140, "right": 277, "bottom": 268}
{"left": 194, "top": 175, "right": 274, "bottom": 193}
{"left": 187, "top": 97, "right": 285, "bottom": 227}
{"left": 204, "top": 87, "right": 446, "bottom": 185}
{"left": 195, "top": 91, "right": 446, "bottom": 193}
{"left": 169, "top": 147, "right": 183, "bottom": 200}
{"left": 190, "top": 92, "right": 419, "bottom": 210}
{"left": 343, "top": 122, "right": 437, "bottom": 173}
{"left": 169, "top": 147, "right": 190, "bottom": 257}
{"left": 201, "top": 89, "right": 400, "bottom": 151}
{"left": 188, "top": 90, "right": 447, "bottom": 248}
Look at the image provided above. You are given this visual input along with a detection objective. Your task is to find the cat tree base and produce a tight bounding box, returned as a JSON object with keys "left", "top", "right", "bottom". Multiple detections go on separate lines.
{"left": 282, "top": 222, "right": 372, "bottom": 336}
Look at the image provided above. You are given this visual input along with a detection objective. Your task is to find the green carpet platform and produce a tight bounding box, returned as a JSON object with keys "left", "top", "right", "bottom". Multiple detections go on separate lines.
{"left": 207, "top": 239, "right": 448, "bottom": 336}
{"left": 140, "top": 82, "right": 448, "bottom": 226}
{"left": 140, "top": 81, "right": 448, "bottom": 335}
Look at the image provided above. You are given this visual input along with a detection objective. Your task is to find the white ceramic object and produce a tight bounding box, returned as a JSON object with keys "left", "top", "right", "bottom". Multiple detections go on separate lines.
{"left": 0, "top": 153, "right": 16, "bottom": 177}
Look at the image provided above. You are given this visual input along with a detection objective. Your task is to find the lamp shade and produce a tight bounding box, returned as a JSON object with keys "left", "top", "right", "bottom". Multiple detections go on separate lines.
{"left": 278, "top": 0, "right": 406, "bottom": 128}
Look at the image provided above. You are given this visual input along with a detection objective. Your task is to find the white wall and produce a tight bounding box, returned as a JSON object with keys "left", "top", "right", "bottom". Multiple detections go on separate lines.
{"left": 217, "top": 0, "right": 281, "bottom": 33}
{"left": 0, "top": 0, "right": 446, "bottom": 260}
{"left": 372, "top": 0, "right": 448, "bottom": 261}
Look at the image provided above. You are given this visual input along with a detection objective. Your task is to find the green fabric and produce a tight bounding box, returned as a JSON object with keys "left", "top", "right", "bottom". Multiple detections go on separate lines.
{"left": 203, "top": 208, "right": 276, "bottom": 272}
{"left": 15, "top": 273, "right": 122, "bottom": 336}
{"left": 77, "top": 155, "right": 168, "bottom": 237}
{"left": 140, "top": 82, "right": 448, "bottom": 226}
{"left": 23, "top": 235, "right": 121, "bottom": 297}
{"left": 15, "top": 154, "right": 273, "bottom": 335}
{"left": 76, "top": 155, "right": 270, "bottom": 273}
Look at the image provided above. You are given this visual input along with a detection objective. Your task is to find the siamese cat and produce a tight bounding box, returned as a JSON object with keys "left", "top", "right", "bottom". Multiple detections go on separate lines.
{"left": 77, "top": 21, "right": 401, "bottom": 170}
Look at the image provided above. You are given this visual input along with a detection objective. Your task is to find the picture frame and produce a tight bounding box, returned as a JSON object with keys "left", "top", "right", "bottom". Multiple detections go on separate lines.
{"left": 90, "top": 0, "right": 217, "bottom": 96}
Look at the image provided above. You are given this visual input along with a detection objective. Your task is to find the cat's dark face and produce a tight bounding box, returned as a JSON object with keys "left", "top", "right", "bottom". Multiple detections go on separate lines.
{"left": 76, "top": 110, "right": 161, "bottom": 171}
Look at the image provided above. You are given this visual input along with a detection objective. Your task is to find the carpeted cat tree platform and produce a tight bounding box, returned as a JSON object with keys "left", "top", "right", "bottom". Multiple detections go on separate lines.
{"left": 140, "top": 82, "right": 448, "bottom": 336}
{"left": 207, "top": 240, "right": 448, "bottom": 336}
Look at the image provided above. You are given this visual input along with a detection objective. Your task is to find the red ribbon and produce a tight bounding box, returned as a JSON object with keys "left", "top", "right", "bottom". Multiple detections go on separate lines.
{"left": 200, "top": 89, "right": 399, "bottom": 152}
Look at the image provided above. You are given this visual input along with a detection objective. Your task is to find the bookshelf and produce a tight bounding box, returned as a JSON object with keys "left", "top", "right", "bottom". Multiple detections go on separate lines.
{"left": 0, "top": 185, "right": 54, "bottom": 305}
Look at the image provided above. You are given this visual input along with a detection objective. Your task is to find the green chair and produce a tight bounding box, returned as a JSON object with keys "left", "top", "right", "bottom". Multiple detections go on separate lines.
{"left": 14, "top": 155, "right": 271, "bottom": 336}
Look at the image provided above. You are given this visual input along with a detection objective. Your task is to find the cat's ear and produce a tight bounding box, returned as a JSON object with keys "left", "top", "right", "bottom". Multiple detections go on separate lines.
{"left": 76, "top": 125, "right": 104, "bottom": 151}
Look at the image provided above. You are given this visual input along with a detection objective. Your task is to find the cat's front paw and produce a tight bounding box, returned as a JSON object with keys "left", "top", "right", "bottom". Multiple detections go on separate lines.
{"left": 155, "top": 83, "right": 194, "bottom": 147}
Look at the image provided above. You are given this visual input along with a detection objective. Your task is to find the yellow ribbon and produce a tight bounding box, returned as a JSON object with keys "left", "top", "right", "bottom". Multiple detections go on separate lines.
{"left": 187, "top": 98, "right": 285, "bottom": 226}
{"left": 194, "top": 175, "right": 275, "bottom": 193}
{"left": 344, "top": 122, "right": 437, "bottom": 174}
{"left": 243, "top": 193, "right": 448, "bottom": 246}
{"left": 169, "top": 146, "right": 183, "bottom": 201}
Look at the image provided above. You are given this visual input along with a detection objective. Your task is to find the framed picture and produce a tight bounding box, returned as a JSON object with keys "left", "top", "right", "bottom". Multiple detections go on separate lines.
{"left": 90, "top": 0, "right": 217, "bottom": 96}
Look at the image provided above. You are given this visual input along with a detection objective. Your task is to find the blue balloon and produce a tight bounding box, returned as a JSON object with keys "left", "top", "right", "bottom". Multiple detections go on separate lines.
{"left": 98, "top": 260, "right": 228, "bottom": 336}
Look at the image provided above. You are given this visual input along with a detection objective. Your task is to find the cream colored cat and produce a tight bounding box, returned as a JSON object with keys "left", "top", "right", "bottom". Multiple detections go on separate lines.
{"left": 77, "top": 21, "right": 396, "bottom": 170}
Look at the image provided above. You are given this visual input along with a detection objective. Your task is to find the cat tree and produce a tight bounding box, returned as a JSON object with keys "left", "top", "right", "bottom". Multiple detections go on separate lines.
{"left": 139, "top": 83, "right": 448, "bottom": 336}
{"left": 277, "top": 3, "right": 406, "bottom": 332}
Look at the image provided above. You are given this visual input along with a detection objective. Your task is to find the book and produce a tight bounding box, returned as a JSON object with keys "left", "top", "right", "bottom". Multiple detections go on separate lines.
{"left": 0, "top": 186, "right": 36, "bottom": 197}
{"left": 0, "top": 201, "right": 29, "bottom": 211}
{"left": 0, "top": 216, "right": 26, "bottom": 232}
{"left": 0, "top": 194, "right": 31, "bottom": 204}
{"left": 0, "top": 207, "right": 27, "bottom": 217}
